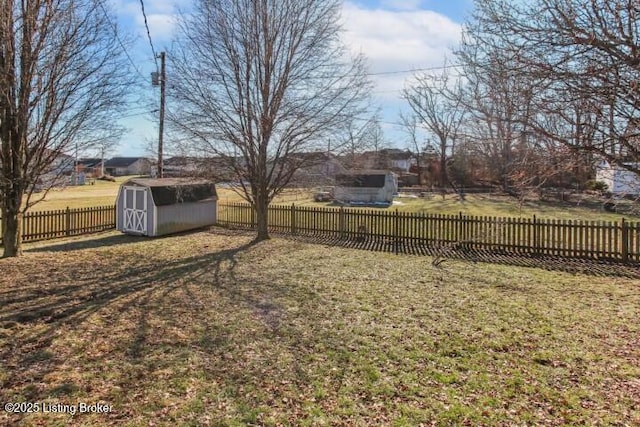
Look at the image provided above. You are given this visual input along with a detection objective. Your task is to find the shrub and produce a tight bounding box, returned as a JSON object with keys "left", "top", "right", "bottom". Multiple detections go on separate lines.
{"left": 586, "top": 180, "right": 608, "bottom": 192}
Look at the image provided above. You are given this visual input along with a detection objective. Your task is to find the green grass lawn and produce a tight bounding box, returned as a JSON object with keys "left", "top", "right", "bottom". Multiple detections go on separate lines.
{"left": 24, "top": 178, "right": 640, "bottom": 222}
{"left": 27, "top": 178, "right": 309, "bottom": 211}
{"left": 297, "top": 193, "right": 640, "bottom": 222}
{"left": 27, "top": 177, "right": 128, "bottom": 211}
{"left": 1, "top": 230, "right": 638, "bottom": 426}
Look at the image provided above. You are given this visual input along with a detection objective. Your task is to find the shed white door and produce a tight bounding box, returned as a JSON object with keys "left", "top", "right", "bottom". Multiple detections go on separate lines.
{"left": 122, "top": 186, "right": 147, "bottom": 234}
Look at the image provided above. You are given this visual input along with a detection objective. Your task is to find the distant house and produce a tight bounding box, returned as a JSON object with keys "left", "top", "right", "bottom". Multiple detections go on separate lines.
{"left": 383, "top": 149, "right": 414, "bottom": 172}
{"left": 33, "top": 151, "right": 75, "bottom": 189}
{"left": 163, "top": 156, "right": 202, "bottom": 177}
{"left": 356, "top": 149, "right": 414, "bottom": 172}
{"left": 104, "top": 157, "right": 152, "bottom": 176}
{"left": 334, "top": 170, "right": 397, "bottom": 204}
{"left": 48, "top": 152, "right": 75, "bottom": 175}
{"left": 596, "top": 161, "right": 640, "bottom": 195}
{"left": 291, "top": 152, "right": 345, "bottom": 185}
{"left": 77, "top": 158, "right": 104, "bottom": 177}
{"left": 163, "top": 156, "right": 243, "bottom": 181}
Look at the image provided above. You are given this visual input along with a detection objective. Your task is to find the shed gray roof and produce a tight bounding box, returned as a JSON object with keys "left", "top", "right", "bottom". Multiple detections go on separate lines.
{"left": 123, "top": 178, "right": 217, "bottom": 206}
{"left": 336, "top": 170, "right": 392, "bottom": 188}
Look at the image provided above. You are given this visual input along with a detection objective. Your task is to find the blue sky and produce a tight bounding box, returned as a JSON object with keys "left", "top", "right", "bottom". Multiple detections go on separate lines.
{"left": 357, "top": 0, "right": 473, "bottom": 22}
{"left": 109, "top": 0, "right": 472, "bottom": 157}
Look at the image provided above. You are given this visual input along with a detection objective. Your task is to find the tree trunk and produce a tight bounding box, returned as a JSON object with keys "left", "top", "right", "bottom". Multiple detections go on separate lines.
{"left": 440, "top": 148, "right": 448, "bottom": 200}
{"left": 254, "top": 192, "right": 270, "bottom": 241}
{"left": 2, "top": 207, "right": 23, "bottom": 258}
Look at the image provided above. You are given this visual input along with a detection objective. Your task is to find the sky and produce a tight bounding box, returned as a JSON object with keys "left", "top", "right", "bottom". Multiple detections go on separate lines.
{"left": 108, "top": 0, "right": 473, "bottom": 158}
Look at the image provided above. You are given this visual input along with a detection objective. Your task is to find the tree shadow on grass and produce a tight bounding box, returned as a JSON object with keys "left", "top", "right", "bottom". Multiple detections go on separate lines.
{"left": 25, "top": 233, "right": 146, "bottom": 253}
{"left": 0, "top": 238, "right": 256, "bottom": 398}
{"left": 0, "top": 234, "right": 334, "bottom": 421}
{"left": 1, "top": 239, "right": 259, "bottom": 326}
{"left": 270, "top": 231, "right": 640, "bottom": 279}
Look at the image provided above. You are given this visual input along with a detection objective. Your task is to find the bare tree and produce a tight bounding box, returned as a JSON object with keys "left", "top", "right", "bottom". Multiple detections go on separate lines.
{"left": 367, "top": 117, "right": 386, "bottom": 153}
{"left": 169, "top": 0, "right": 370, "bottom": 240}
{"left": 462, "top": 0, "right": 640, "bottom": 179}
{"left": 399, "top": 113, "right": 429, "bottom": 185}
{"left": 333, "top": 112, "right": 384, "bottom": 169}
{"left": 92, "top": 128, "right": 125, "bottom": 177}
{"left": 457, "top": 52, "right": 535, "bottom": 191}
{"left": 402, "top": 69, "right": 465, "bottom": 197}
{"left": 0, "top": 0, "right": 132, "bottom": 257}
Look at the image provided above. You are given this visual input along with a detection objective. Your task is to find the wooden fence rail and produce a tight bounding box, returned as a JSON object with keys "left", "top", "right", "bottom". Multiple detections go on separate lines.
{"left": 217, "top": 202, "right": 640, "bottom": 263}
{"left": 2, "top": 203, "right": 638, "bottom": 265}
{"left": 0, "top": 205, "right": 116, "bottom": 246}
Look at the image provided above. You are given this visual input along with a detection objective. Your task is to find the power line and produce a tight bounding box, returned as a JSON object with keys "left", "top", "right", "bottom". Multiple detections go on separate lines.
{"left": 299, "top": 63, "right": 464, "bottom": 82}
{"left": 97, "top": 2, "right": 146, "bottom": 81}
{"left": 366, "top": 64, "right": 462, "bottom": 77}
{"left": 115, "top": 110, "right": 158, "bottom": 120}
{"left": 346, "top": 115, "right": 437, "bottom": 132}
{"left": 139, "top": 0, "right": 159, "bottom": 71}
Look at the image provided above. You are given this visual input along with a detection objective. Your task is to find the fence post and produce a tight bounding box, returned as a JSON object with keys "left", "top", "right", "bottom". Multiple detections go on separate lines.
{"left": 621, "top": 218, "right": 629, "bottom": 263}
{"left": 65, "top": 207, "right": 71, "bottom": 236}
{"left": 458, "top": 211, "right": 463, "bottom": 244}
{"left": 339, "top": 206, "right": 345, "bottom": 239}
{"left": 291, "top": 204, "right": 297, "bottom": 235}
{"left": 533, "top": 214, "right": 539, "bottom": 256}
{"left": 394, "top": 209, "right": 400, "bottom": 255}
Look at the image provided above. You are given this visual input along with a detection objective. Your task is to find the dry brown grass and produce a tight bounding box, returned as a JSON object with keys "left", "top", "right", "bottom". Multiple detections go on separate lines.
{"left": 0, "top": 229, "right": 639, "bottom": 426}
{"left": 27, "top": 179, "right": 309, "bottom": 212}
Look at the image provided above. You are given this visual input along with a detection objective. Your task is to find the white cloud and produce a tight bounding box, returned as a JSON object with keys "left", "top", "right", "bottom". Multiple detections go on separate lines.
{"left": 114, "top": 0, "right": 464, "bottom": 153}
{"left": 340, "top": 2, "right": 462, "bottom": 144}
{"left": 115, "top": 0, "right": 185, "bottom": 43}
{"left": 342, "top": 2, "right": 461, "bottom": 87}
{"left": 137, "top": 13, "right": 177, "bottom": 42}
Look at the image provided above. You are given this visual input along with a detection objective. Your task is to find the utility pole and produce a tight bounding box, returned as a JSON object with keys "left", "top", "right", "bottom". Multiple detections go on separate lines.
{"left": 100, "top": 146, "right": 105, "bottom": 177}
{"left": 73, "top": 141, "right": 78, "bottom": 185}
{"left": 157, "top": 52, "right": 166, "bottom": 178}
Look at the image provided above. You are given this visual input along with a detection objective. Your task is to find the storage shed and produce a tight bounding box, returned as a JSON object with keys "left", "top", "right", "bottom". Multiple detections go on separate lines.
{"left": 334, "top": 170, "right": 397, "bottom": 204}
{"left": 116, "top": 178, "right": 217, "bottom": 236}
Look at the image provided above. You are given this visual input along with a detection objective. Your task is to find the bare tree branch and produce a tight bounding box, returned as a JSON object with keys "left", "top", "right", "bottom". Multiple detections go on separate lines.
{"left": 402, "top": 67, "right": 465, "bottom": 195}
{"left": 168, "top": 0, "right": 371, "bottom": 240}
{"left": 0, "top": 0, "right": 133, "bottom": 257}
{"left": 461, "top": 0, "right": 640, "bottom": 182}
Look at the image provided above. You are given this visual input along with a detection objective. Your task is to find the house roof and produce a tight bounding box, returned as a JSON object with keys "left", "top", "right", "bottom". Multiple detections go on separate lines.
{"left": 382, "top": 149, "right": 413, "bottom": 160}
{"left": 78, "top": 158, "right": 102, "bottom": 167}
{"left": 338, "top": 169, "right": 392, "bottom": 175}
{"left": 362, "top": 149, "right": 413, "bottom": 160}
{"left": 105, "top": 157, "right": 148, "bottom": 167}
{"left": 336, "top": 170, "right": 393, "bottom": 188}
{"left": 123, "top": 178, "right": 218, "bottom": 206}
{"left": 291, "top": 151, "right": 335, "bottom": 162}
{"left": 41, "top": 148, "right": 74, "bottom": 160}
{"left": 164, "top": 156, "right": 203, "bottom": 166}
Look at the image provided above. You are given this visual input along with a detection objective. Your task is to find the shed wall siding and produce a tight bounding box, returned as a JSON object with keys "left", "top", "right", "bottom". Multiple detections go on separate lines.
{"left": 146, "top": 191, "right": 156, "bottom": 236}
{"left": 116, "top": 187, "right": 124, "bottom": 230}
{"left": 334, "top": 173, "right": 397, "bottom": 203}
{"left": 334, "top": 187, "right": 394, "bottom": 203}
{"left": 155, "top": 200, "right": 217, "bottom": 236}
